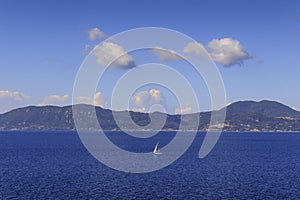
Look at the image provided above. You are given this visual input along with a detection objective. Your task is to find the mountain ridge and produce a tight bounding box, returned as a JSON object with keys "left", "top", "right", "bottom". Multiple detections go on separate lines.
{"left": 1, "top": 100, "right": 300, "bottom": 132}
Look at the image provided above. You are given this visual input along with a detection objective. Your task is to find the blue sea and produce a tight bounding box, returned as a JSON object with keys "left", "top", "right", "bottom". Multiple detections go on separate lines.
{"left": 1, "top": 131, "right": 300, "bottom": 199}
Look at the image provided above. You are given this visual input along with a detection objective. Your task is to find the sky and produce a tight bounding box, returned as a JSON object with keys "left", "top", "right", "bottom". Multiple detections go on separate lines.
{"left": 0, "top": 0, "right": 300, "bottom": 114}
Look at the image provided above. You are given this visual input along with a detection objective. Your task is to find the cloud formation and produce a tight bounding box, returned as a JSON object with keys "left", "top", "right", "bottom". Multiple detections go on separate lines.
{"left": 183, "top": 42, "right": 207, "bottom": 57}
{"left": 207, "top": 38, "right": 252, "bottom": 66}
{"left": 175, "top": 105, "right": 193, "bottom": 114}
{"left": 0, "top": 90, "right": 31, "bottom": 113}
{"left": 76, "top": 92, "right": 107, "bottom": 108}
{"left": 131, "top": 89, "right": 161, "bottom": 112}
{"left": 82, "top": 44, "right": 91, "bottom": 55}
{"left": 93, "top": 42, "right": 136, "bottom": 69}
{"left": 0, "top": 90, "right": 30, "bottom": 101}
{"left": 40, "top": 94, "right": 69, "bottom": 106}
{"left": 88, "top": 28, "right": 105, "bottom": 41}
{"left": 183, "top": 38, "right": 252, "bottom": 67}
{"left": 151, "top": 47, "right": 183, "bottom": 61}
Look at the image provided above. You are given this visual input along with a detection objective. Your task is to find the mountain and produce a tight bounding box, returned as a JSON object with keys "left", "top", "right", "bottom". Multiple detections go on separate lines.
{"left": 226, "top": 100, "right": 300, "bottom": 118}
{"left": 223, "top": 100, "right": 300, "bottom": 131}
{"left": 0, "top": 100, "right": 300, "bottom": 132}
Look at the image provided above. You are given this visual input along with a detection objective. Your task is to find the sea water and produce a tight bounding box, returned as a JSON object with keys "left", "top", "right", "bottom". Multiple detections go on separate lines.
{"left": 0, "top": 131, "right": 300, "bottom": 199}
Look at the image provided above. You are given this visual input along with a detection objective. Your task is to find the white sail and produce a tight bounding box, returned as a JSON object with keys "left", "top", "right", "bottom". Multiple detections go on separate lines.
{"left": 153, "top": 142, "right": 162, "bottom": 155}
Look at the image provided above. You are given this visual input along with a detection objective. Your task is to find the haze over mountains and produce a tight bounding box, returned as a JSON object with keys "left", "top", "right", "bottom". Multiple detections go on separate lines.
{"left": 0, "top": 100, "right": 300, "bottom": 132}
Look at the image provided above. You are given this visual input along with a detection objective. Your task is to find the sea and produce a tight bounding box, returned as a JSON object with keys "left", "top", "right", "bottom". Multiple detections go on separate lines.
{"left": 1, "top": 131, "right": 300, "bottom": 199}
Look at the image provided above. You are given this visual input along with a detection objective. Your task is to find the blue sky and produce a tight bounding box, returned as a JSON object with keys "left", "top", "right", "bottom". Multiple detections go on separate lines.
{"left": 0, "top": 0, "right": 300, "bottom": 113}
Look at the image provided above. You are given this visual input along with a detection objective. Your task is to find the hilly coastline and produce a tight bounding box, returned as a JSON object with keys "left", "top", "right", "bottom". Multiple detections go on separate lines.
{"left": 0, "top": 100, "right": 300, "bottom": 132}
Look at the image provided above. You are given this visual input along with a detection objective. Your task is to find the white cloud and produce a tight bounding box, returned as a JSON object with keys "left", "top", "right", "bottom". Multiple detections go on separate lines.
{"left": 131, "top": 89, "right": 162, "bottom": 112}
{"left": 175, "top": 105, "right": 193, "bottom": 114}
{"left": 92, "top": 42, "right": 136, "bottom": 69}
{"left": 151, "top": 47, "right": 183, "bottom": 61}
{"left": 183, "top": 42, "right": 207, "bottom": 57}
{"left": 183, "top": 38, "right": 252, "bottom": 67}
{"left": 82, "top": 44, "right": 91, "bottom": 55}
{"left": 0, "top": 90, "right": 30, "bottom": 101}
{"left": 207, "top": 38, "right": 252, "bottom": 67}
{"left": 0, "top": 90, "right": 31, "bottom": 113}
{"left": 132, "top": 89, "right": 161, "bottom": 105}
{"left": 40, "top": 94, "right": 69, "bottom": 106}
{"left": 94, "top": 92, "right": 107, "bottom": 107}
{"left": 88, "top": 28, "right": 105, "bottom": 41}
{"left": 135, "top": 107, "right": 147, "bottom": 113}
{"left": 76, "top": 92, "right": 107, "bottom": 108}
{"left": 149, "top": 89, "right": 161, "bottom": 102}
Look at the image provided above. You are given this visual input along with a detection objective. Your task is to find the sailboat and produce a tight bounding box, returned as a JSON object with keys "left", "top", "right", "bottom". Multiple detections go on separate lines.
{"left": 153, "top": 142, "right": 162, "bottom": 155}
